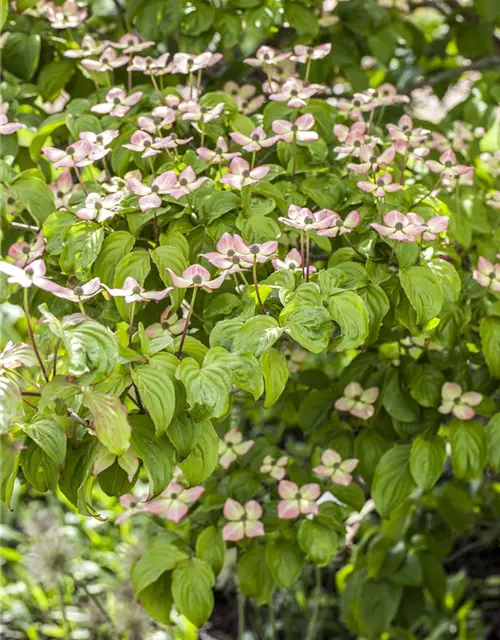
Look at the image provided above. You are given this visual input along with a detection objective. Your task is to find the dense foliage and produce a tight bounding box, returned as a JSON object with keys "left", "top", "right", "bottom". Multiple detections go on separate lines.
{"left": 1, "top": 0, "right": 500, "bottom": 637}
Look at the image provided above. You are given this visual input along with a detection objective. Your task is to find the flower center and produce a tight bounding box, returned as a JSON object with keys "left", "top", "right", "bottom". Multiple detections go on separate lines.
{"left": 304, "top": 216, "right": 314, "bottom": 224}
{"left": 132, "top": 286, "right": 142, "bottom": 294}
{"left": 7, "top": 197, "right": 15, "bottom": 205}
{"left": 56, "top": 191, "right": 64, "bottom": 198}
{"left": 192, "top": 275, "right": 202, "bottom": 284}
{"left": 394, "top": 222, "right": 404, "bottom": 230}
{"left": 179, "top": 178, "right": 188, "bottom": 185}
{"left": 200, "top": 106, "right": 207, "bottom": 113}
{"left": 151, "top": 185, "right": 159, "bottom": 192}
{"left": 354, "top": 394, "right": 361, "bottom": 401}
{"left": 249, "top": 245, "right": 259, "bottom": 254}
{"left": 291, "top": 125, "right": 298, "bottom": 132}
{"left": 170, "top": 493, "right": 178, "bottom": 499}
{"left": 242, "top": 169, "right": 250, "bottom": 177}
{"left": 101, "top": 57, "right": 109, "bottom": 64}
{"left": 353, "top": 100, "right": 360, "bottom": 107}
{"left": 377, "top": 178, "right": 384, "bottom": 186}
{"left": 252, "top": 134, "right": 260, "bottom": 141}
{"left": 290, "top": 89, "right": 298, "bottom": 96}
{"left": 336, "top": 220, "right": 343, "bottom": 227}
{"left": 113, "top": 98, "right": 121, "bottom": 105}
{"left": 231, "top": 255, "right": 240, "bottom": 264}
{"left": 74, "top": 286, "right": 84, "bottom": 296}
{"left": 143, "top": 140, "right": 151, "bottom": 147}
{"left": 128, "top": 39, "right": 135, "bottom": 46}
{"left": 215, "top": 147, "right": 222, "bottom": 154}
{"left": 354, "top": 140, "right": 361, "bottom": 148}
{"left": 67, "top": 146, "right": 75, "bottom": 155}
{"left": 288, "top": 262, "right": 297, "bottom": 269}
{"left": 25, "top": 267, "right": 34, "bottom": 276}
{"left": 370, "top": 155, "right": 377, "bottom": 163}
{"left": 95, "top": 202, "right": 102, "bottom": 210}
{"left": 22, "top": 246, "right": 30, "bottom": 255}
{"left": 445, "top": 160, "right": 452, "bottom": 168}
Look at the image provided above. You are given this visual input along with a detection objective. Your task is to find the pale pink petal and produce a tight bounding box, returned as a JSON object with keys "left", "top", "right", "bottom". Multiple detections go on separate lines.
{"left": 278, "top": 480, "right": 298, "bottom": 499}
{"left": 278, "top": 500, "right": 300, "bottom": 519}
{"left": 222, "top": 521, "right": 245, "bottom": 541}
{"left": 223, "top": 498, "right": 245, "bottom": 521}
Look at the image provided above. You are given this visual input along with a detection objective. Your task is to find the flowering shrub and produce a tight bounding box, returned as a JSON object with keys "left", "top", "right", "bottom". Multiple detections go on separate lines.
{"left": 1, "top": 0, "right": 500, "bottom": 637}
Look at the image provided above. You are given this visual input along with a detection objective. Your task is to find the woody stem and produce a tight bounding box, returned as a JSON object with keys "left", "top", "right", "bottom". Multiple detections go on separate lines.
{"left": 73, "top": 165, "right": 88, "bottom": 196}
{"left": 177, "top": 287, "right": 197, "bottom": 357}
{"left": 23, "top": 288, "right": 49, "bottom": 382}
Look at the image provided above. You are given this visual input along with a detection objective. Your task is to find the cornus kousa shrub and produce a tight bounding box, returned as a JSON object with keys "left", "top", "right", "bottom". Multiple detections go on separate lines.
{"left": 1, "top": 0, "right": 500, "bottom": 637}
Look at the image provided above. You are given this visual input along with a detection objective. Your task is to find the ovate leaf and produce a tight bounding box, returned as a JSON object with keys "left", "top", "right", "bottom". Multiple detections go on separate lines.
{"left": 172, "top": 558, "right": 215, "bottom": 628}
{"left": 410, "top": 436, "right": 446, "bottom": 491}
{"left": 328, "top": 291, "right": 369, "bottom": 349}
{"left": 449, "top": 419, "right": 488, "bottom": 480}
{"left": 372, "top": 445, "right": 416, "bottom": 518}
{"left": 83, "top": 392, "right": 131, "bottom": 456}
{"left": 399, "top": 266, "right": 444, "bottom": 325}
{"left": 260, "top": 348, "right": 289, "bottom": 407}
{"left": 131, "top": 364, "right": 175, "bottom": 437}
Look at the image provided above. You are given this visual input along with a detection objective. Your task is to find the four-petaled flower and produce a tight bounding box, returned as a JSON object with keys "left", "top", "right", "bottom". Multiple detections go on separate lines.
{"left": 179, "top": 101, "right": 224, "bottom": 123}
{"left": 260, "top": 455, "right": 289, "bottom": 480}
{"left": 335, "top": 382, "right": 379, "bottom": 420}
{"left": 222, "top": 499, "right": 264, "bottom": 541}
{"left": 279, "top": 205, "right": 335, "bottom": 232}
{"left": 277, "top": 480, "right": 320, "bottom": 519}
{"left": 273, "top": 248, "right": 316, "bottom": 275}
{"left": 197, "top": 137, "right": 241, "bottom": 164}
{"left": 127, "top": 171, "right": 177, "bottom": 211}
{"left": 269, "top": 78, "right": 323, "bottom": 108}
{"left": 422, "top": 216, "right": 449, "bottom": 241}
{"left": 200, "top": 233, "right": 253, "bottom": 272}
{"left": 371, "top": 211, "right": 427, "bottom": 242}
{"left": 46, "top": 0, "right": 87, "bottom": 28}
{"left": 438, "top": 382, "right": 482, "bottom": 420}
{"left": 290, "top": 43, "right": 332, "bottom": 63}
{"left": 244, "top": 46, "right": 291, "bottom": 68}
{"left": 167, "top": 264, "right": 226, "bottom": 291}
{"left": 313, "top": 449, "right": 359, "bottom": 486}
{"left": 122, "top": 130, "right": 172, "bottom": 158}
{"left": 473, "top": 257, "right": 500, "bottom": 292}
{"left": 0, "top": 112, "right": 24, "bottom": 136}
{"left": 229, "top": 237, "right": 278, "bottom": 265}
{"left": 42, "top": 140, "right": 93, "bottom": 168}
{"left": 48, "top": 278, "right": 103, "bottom": 303}
{"left": 81, "top": 46, "right": 130, "bottom": 72}
{"left": 218, "top": 428, "right": 254, "bottom": 469}
{"left": 230, "top": 126, "right": 277, "bottom": 152}
{"left": 8, "top": 232, "right": 45, "bottom": 267}
{"left": 75, "top": 192, "right": 124, "bottom": 222}
{"left": 49, "top": 170, "right": 76, "bottom": 208}
{"left": 168, "top": 166, "right": 207, "bottom": 200}
{"left": 426, "top": 149, "right": 473, "bottom": 180}
{"left": 220, "top": 157, "right": 270, "bottom": 189}
{"left": 0, "top": 259, "right": 52, "bottom": 290}
{"left": 105, "top": 277, "right": 172, "bottom": 303}
{"left": 91, "top": 88, "right": 143, "bottom": 117}
{"left": 317, "top": 210, "right": 360, "bottom": 238}
{"left": 348, "top": 146, "right": 396, "bottom": 174}
{"left": 358, "top": 173, "right": 402, "bottom": 198}
{"left": 272, "top": 114, "right": 318, "bottom": 143}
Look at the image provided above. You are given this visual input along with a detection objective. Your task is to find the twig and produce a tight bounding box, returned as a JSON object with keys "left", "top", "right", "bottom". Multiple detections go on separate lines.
{"left": 404, "top": 56, "right": 500, "bottom": 93}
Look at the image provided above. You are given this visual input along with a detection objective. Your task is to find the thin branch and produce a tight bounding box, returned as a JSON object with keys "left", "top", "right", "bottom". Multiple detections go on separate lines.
{"left": 405, "top": 56, "right": 500, "bottom": 93}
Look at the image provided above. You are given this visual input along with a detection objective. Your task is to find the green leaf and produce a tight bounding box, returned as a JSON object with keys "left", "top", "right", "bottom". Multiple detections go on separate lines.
{"left": 410, "top": 436, "right": 446, "bottom": 491}
{"left": 266, "top": 541, "right": 304, "bottom": 588}
{"left": 137, "top": 571, "right": 173, "bottom": 626}
{"left": 58, "top": 439, "right": 100, "bottom": 517}
{"left": 167, "top": 415, "right": 202, "bottom": 460}
{"left": 372, "top": 445, "right": 417, "bottom": 518}
{"left": 63, "top": 319, "right": 119, "bottom": 384}
{"left": 83, "top": 392, "right": 131, "bottom": 457}
{"left": 130, "top": 415, "right": 175, "bottom": 499}
{"left": 59, "top": 222, "right": 104, "bottom": 275}
{"left": 176, "top": 357, "right": 232, "bottom": 420}
{"left": 230, "top": 353, "right": 264, "bottom": 400}
{"left": 21, "top": 440, "right": 59, "bottom": 492}
{"left": 382, "top": 368, "right": 420, "bottom": 423}
{"left": 37, "top": 60, "right": 75, "bottom": 101}
{"left": 0, "top": 376, "right": 21, "bottom": 433}
{"left": 10, "top": 172, "right": 55, "bottom": 223}
{"left": 480, "top": 317, "right": 500, "bottom": 378}
{"left": 113, "top": 251, "right": 151, "bottom": 320}
{"left": 39, "top": 376, "right": 81, "bottom": 410}
{"left": 150, "top": 244, "right": 187, "bottom": 309}
{"left": 23, "top": 416, "right": 66, "bottom": 469}
{"left": 300, "top": 175, "right": 345, "bottom": 209}
{"left": 427, "top": 259, "right": 461, "bottom": 303}
{"left": 360, "top": 283, "right": 390, "bottom": 344}
{"left": 298, "top": 520, "right": 338, "bottom": 567}
{"left": 260, "top": 348, "right": 289, "bottom": 408}
{"left": 0, "top": 0, "right": 8, "bottom": 30}
{"left": 3, "top": 33, "right": 40, "bottom": 80}
{"left": 328, "top": 291, "right": 369, "bottom": 349}
{"left": 200, "top": 190, "right": 240, "bottom": 223}
{"left": 283, "top": 1, "right": 319, "bottom": 36}
{"left": 131, "top": 365, "right": 175, "bottom": 437}
{"left": 399, "top": 266, "right": 444, "bottom": 325}
{"left": 449, "top": 419, "right": 488, "bottom": 480}
{"left": 354, "top": 430, "right": 392, "bottom": 486}
{"left": 42, "top": 210, "right": 75, "bottom": 255}
{"left": 196, "top": 526, "right": 226, "bottom": 576}
{"left": 238, "top": 547, "right": 275, "bottom": 604}
{"left": 179, "top": 421, "right": 219, "bottom": 485}
{"left": 487, "top": 413, "right": 500, "bottom": 470}
{"left": 172, "top": 558, "right": 215, "bottom": 628}
{"left": 281, "top": 303, "right": 332, "bottom": 353}
{"left": 0, "top": 434, "right": 22, "bottom": 508}
{"left": 358, "top": 580, "right": 403, "bottom": 639}
{"left": 232, "top": 316, "right": 283, "bottom": 357}
{"left": 132, "top": 535, "right": 188, "bottom": 595}
{"left": 29, "top": 113, "right": 66, "bottom": 162}
{"left": 94, "top": 231, "right": 135, "bottom": 285}
{"left": 408, "top": 364, "right": 445, "bottom": 408}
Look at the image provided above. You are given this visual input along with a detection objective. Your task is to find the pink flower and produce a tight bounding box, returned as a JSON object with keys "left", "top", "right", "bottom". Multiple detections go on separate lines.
{"left": 273, "top": 248, "right": 316, "bottom": 275}
{"left": 0, "top": 113, "right": 24, "bottom": 136}
{"left": 80, "top": 129, "right": 119, "bottom": 161}
{"left": 335, "top": 382, "right": 379, "bottom": 420}
{"left": 166, "top": 264, "right": 226, "bottom": 291}
{"left": 171, "top": 52, "right": 223, "bottom": 74}
{"left": 75, "top": 192, "right": 124, "bottom": 222}
{"left": 150, "top": 105, "right": 177, "bottom": 128}
{"left": 140, "top": 482, "right": 204, "bottom": 523}
{"left": 222, "top": 499, "right": 264, "bottom": 541}
{"left": 200, "top": 233, "right": 253, "bottom": 272}
{"left": 473, "top": 257, "right": 500, "bottom": 292}
{"left": 313, "top": 449, "right": 359, "bottom": 486}
{"left": 81, "top": 46, "right": 130, "bottom": 72}
{"left": 426, "top": 150, "right": 473, "bottom": 180}
{"left": 278, "top": 205, "right": 335, "bottom": 232}
{"left": 104, "top": 277, "right": 172, "bottom": 303}
{"left": 438, "top": 382, "right": 482, "bottom": 420}
{"left": 122, "top": 130, "right": 172, "bottom": 158}
{"left": 47, "top": 278, "right": 103, "bottom": 303}
{"left": 42, "top": 140, "right": 93, "bottom": 168}
{"left": 39, "top": 90, "right": 70, "bottom": 115}
{"left": 91, "top": 88, "right": 143, "bottom": 117}
{"left": 179, "top": 101, "right": 224, "bottom": 123}
{"left": 8, "top": 232, "right": 45, "bottom": 268}
{"left": 230, "top": 126, "right": 277, "bottom": 152}
{"left": 218, "top": 429, "right": 254, "bottom": 468}
{"left": 260, "top": 455, "right": 288, "bottom": 480}
{"left": 486, "top": 191, "right": 500, "bottom": 210}
{"left": 220, "top": 157, "right": 270, "bottom": 189}
{"left": 269, "top": 78, "right": 324, "bottom": 108}
{"left": 358, "top": 173, "right": 402, "bottom": 198}
{"left": 126, "top": 171, "right": 177, "bottom": 211}
{"left": 0, "top": 259, "right": 52, "bottom": 289}
{"left": 422, "top": 216, "right": 449, "bottom": 241}
{"left": 64, "top": 35, "right": 106, "bottom": 59}
{"left": 372, "top": 83, "right": 410, "bottom": 107}
{"left": 112, "top": 33, "right": 155, "bottom": 54}
{"left": 277, "top": 480, "right": 320, "bottom": 519}
{"left": 223, "top": 82, "right": 265, "bottom": 114}
{"left": 290, "top": 43, "right": 332, "bottom": 63}
{"left": 49, "top": 170, "right": 76, "bottom": 208}
{"left": 127, "top": 53, "right": 171, "bottom": 76}
{"left": 167, "top": 166, "right": 207, "bottom": 200}
{"left": 316, "top": 210, "right": 360, "bottom": 238}
{"left": 337, "top": 93, "right": 373, "bottom": 121}
{"left": 197, "top": 137, "right": 241, "bottom": 164}
{"left": 371, "top": 211, "right": 427, "bottom": 242}
{"left": 386, "top": 115, "right": 429, "bottom": 154}
{"left": 272, "top": 114, "right": 318, "bottom": 143}
{"left": 46, "top": 0, "right": 86, "bottom": 28}
{"left": 244, "top": 46, "right": 291, "bottom": 68}
{"left": 334, "top": 121, "right": 372, "bottom": 157}
{"left": 348, "top": 146, "right": 396, "bottom": 175}
{"left": 229, "top": 237, "right": 278, "bottom": 264}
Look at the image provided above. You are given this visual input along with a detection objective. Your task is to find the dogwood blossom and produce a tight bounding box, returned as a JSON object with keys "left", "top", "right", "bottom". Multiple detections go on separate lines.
{"left": 200, "top": 233, "right": 253, "bottom": 272}
{"left": 122, "top": 131, "right": 174, "bottom": 158}
{"left": 8, "top": 232, "right": 45, "bottom": 267}
{"left": 127, "top": 53, "right": 171, "bottom": 76}
{"left": 170, "top": 52, "right": 223, "bottom": 74}
{"left": 91, "top": 88, "right": 143, "bottom": 117}
{"left": 167, "top": 166, "right": 207, "bottom": 199}
{"left": 64, "top": 35, "right": 106, "bottom": 58}
{"left": 229, "top": 127, "right": 277, "bottom": 152}
{"left": 75, "top": 192, "right": 124, "bottom": 222}
{"left": 426, "top": 149, "right": 473, "bottom": 180}
{"left": 105, "top": 277, "right": 172, "bottom": 303}
{"left": 42, "top": 140, "right": 93, "bottom": 168}
{"left": 218, "top": 429, "right": 254, "bottom": 468}
{"left": 278, "top": 206, "right": 335, "bottom": 232}
{"left": 229, "top": 237, "right": 278, "bottom": 264}
{"left": 422, "top": 216, "right": 449, "bottom": 241}
{"left": 39, "top": 90, "right": 70, "bottom": 114}
{"left": 222, "top": 499, "right": 264, "bottom": 541}
{"left": 47, "top": 278, "right": 103, "bottom": 303}
{"left": 277, "top": 481, "right": 320, "bottom": 519}
{"left": 273, "top": 249, "right": 316, "bottom": 275}
{"left": 220, "top": 158, "right": 270, "bottom": 189}
{"left": 268, "top": 78, "right": 324, "bottom": 108}
{"left": 46, "top": 0, "right": 86, "bottom": 29}
{"left": 313, "top": 449, "right": 359, "bottom": 486}
{"left": 179, "top": 101, "right": 225, "bottom": 124}
{"left": 438, "top": 382, "right": 482, "bottom": 420}
{"left": 358, "top": 173, "right": 402, "bottom": 198}
{"left": 112, "top": 33, "right": 155, "bottom": 54}
{"left": 116, "top": 483, "right": 204, "bottom": 524}
{"left": 290, "top": 43, "right": 332, "bottom": 63}
{"left": 81, "top": 46, "right": 129, "bottom": 72}
{"left": 260, "top": 455, "right": 289, "bottom": 480}
{"left": 197, "top": 137, "right": 241, "bottom": 163}
{"left": 371, "top": 211, "right": 427, "bottom": 242}
{"left": 335, "top": 382, "right": 379, "bottom": 419}
{"left": 244, "top": 46, "right": 291, "bottom": 68}
{"left": 0, "top": 259, "right": 52, "bottom": 290}
{"left": 127, "top": 171, "right": 177, "bottom": 210}
{"left": 348, "top": 146, "right": 396, "bottom": 174}
{"left": 272, "top": 114, "right": 318, "bottom": 143}
{"left": 166, "top": 264, "right": 226, "bottom": 291}
{"left": 49, "top": 170, "right": 76, "bottom": 208}
{"left": 473, "top": 257, "right": 500, "bottom": 292}
{"left": 0, "top": 113, "right": 24, "bottom": 136}
{"left": 223, "top": 82, "right": 265, "bottom": 114}
{"left": 316, "top": 210, "right": 361, "bottom": 237}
